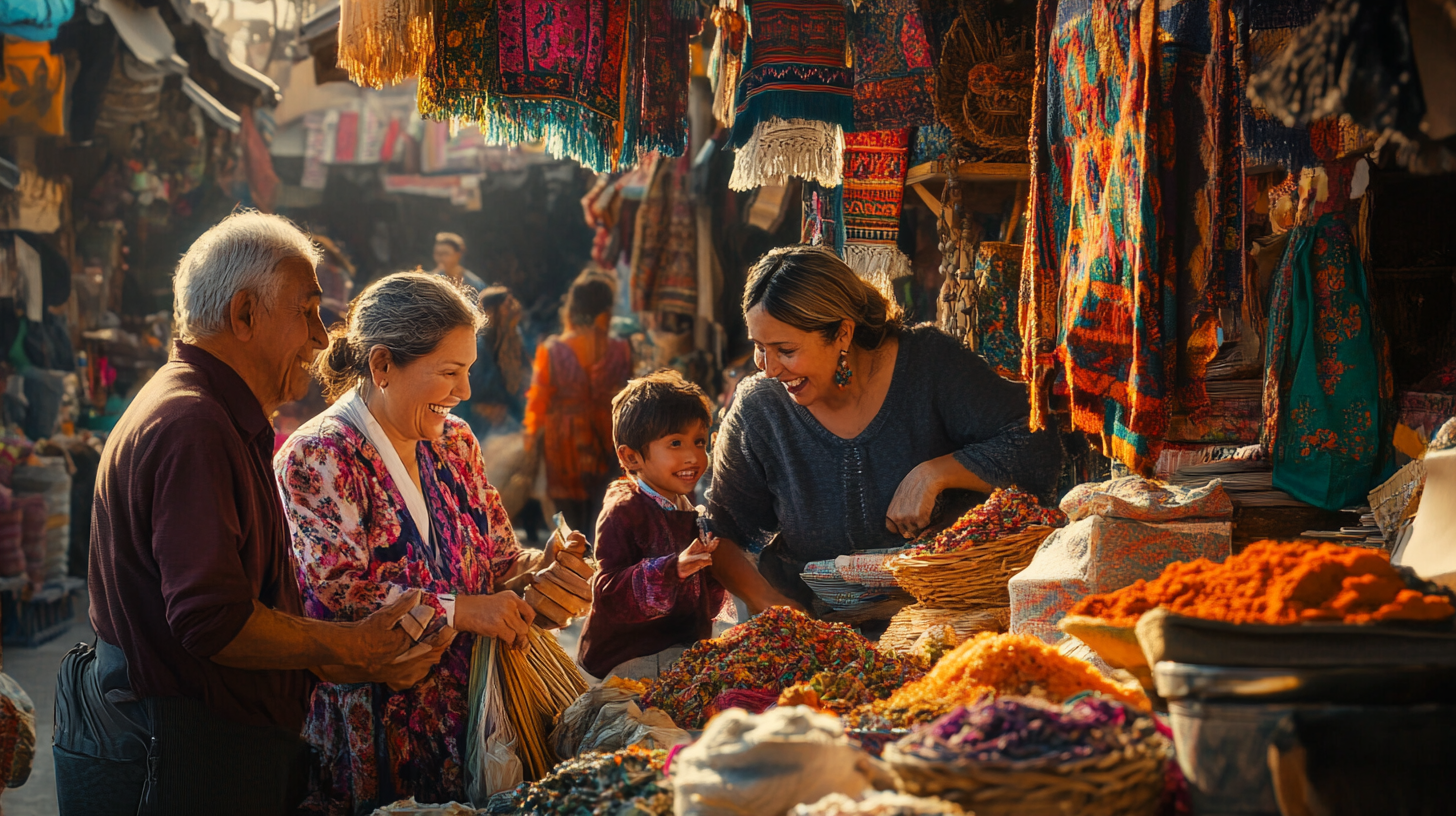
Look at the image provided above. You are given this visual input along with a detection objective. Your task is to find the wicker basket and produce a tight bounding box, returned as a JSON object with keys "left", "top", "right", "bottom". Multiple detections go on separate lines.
{"left": 884, "top": 735, "right": 1169, "bottom": 816}
{"left": 879, "top": 604, "right": 1007, "bottom": 654}
{"left": 888, "top": 527, "right": 1054, "bottom": 611}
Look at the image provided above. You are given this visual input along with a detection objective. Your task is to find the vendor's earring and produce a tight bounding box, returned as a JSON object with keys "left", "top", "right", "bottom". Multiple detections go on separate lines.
{"left": 834, "top": 350, "right": 853, "bottom": 389}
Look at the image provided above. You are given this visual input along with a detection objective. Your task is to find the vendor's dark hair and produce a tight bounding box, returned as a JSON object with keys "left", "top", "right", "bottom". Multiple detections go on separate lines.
{"left": 564, "top": 270, "right": 616, "bottom": 329}
{"left": 612, "top": 370, "right": 714, "bottom": 459}
{"left": 743, "top": 245, "right": 903, "bottom": 350}
{"left": 316, "top": 271, "right": 484, "bottom": 401}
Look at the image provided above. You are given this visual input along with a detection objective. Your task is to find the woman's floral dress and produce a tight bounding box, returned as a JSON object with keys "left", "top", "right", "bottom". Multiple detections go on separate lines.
{"left": 275, "top": 411, "right": 521, "bottom": 814}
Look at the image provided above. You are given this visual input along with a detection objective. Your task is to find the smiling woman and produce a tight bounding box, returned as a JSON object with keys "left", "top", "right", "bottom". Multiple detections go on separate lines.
{"left": 273, "top": 272, "right": 565, "bottom": 813}
{"left": 706, "top": 245, "right": 1064, "bottom": 614}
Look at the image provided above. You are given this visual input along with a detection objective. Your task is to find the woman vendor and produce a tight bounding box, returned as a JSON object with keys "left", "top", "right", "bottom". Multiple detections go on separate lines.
{"left": 708, "top": 245, "right": 1063, "bottom": 612}
{"left": 275, "top": 272, "right": 584, "bottom": 813}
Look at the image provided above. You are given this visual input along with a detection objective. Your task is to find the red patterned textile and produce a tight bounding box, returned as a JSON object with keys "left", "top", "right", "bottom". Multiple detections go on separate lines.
{"left": 848, "top": 0, "right": 937, "bottom": 131}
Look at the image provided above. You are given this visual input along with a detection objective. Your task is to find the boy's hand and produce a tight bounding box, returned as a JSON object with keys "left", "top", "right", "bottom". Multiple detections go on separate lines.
{"left": 677, "top": 533, "right": 719, "bottom": 579}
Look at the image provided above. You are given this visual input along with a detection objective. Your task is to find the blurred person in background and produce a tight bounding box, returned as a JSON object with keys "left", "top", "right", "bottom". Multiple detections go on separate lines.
{"left": 430, "top": 232, "right": 486, "bottom": 293}
{"left": 466, "top": 286, "right": 530, "bottom": 437}
{"left": 523, "top": 271, "right": 631, "bottom": 536}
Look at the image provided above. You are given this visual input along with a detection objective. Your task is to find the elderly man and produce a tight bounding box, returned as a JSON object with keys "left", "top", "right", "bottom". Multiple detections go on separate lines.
{"left": 54, "top": 212, "right": 448, "bottom": 815}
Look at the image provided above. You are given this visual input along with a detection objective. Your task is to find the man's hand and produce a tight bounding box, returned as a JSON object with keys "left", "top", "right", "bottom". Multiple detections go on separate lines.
{"left": 456, "top": 591, "right": 535, "bottom": 649}
{"left": 677, "top": 534, "right": 718, "bottom": 579}
{"left": 343, "top": 589, "right": 426, "bottom": 669}
{"left": 314, "top": 625, "right": 457, "bottom": 689}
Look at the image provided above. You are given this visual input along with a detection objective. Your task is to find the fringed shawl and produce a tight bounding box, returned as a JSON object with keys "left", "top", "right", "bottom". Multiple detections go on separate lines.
{"left": 840, "top": 129, "right": 913, "bottom": 292}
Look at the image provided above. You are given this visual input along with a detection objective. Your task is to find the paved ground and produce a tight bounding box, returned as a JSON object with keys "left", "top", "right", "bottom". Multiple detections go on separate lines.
{"left": 2, "top": 591, "right": 92, "bottom": 816}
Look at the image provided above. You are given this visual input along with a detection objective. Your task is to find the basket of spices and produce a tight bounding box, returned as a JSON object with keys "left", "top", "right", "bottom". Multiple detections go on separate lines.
{"left": 888, "top": 489, "right": 1065, "bottom": 611}
{"left": 882, "top": 696, "right": 1171, "bottom": 816}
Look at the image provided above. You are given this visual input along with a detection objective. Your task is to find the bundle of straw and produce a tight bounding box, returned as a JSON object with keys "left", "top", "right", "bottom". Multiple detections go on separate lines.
{"left": 497, "top": 627, "right": 590, "bottom": 780}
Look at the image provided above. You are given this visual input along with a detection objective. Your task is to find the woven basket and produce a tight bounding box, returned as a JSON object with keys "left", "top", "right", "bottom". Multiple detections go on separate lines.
{"left": 888, "top": 527, "right": 1054, "bottom": 611}
{"left": 879, "top": 604, "right": 1007, "bottom": 654}
{"left": 884, "top": 736, "right": 1169, "bottom": 816}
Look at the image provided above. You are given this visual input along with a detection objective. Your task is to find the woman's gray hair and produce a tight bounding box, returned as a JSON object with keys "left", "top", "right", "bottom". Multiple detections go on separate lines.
{"left": 316, "top": 271, "right": 485, "bottom": 400}
{"left": 172, "top": 211, "right": 323, "bottom": 343}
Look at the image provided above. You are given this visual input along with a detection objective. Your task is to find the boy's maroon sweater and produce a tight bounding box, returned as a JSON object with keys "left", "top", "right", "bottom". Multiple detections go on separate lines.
{"left": 577, "top": 479, "right": 726, "bottom": 678}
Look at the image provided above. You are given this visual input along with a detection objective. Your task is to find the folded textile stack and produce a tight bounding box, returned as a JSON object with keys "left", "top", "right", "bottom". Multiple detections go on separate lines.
{"left": 802, "top": 551, "right": 910, "bottom": 611}
{"left": 1165, "top": 456, "right": 1306, "bottom": 507}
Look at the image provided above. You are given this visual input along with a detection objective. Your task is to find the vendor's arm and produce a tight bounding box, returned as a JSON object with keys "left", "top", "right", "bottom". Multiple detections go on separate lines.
{"left": 706, "top": 399, "right": 806, "bottom": 615}
{"left": 151, "top": 415, "right": 413, "bottom": 675}
{"left": 886, "top": 333, "right": 1063, "bottom": 537}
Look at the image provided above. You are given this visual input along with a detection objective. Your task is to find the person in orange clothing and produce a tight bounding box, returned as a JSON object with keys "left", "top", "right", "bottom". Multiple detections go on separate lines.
{"left": 524, "top": 271, "right": 632, "bottom": 536}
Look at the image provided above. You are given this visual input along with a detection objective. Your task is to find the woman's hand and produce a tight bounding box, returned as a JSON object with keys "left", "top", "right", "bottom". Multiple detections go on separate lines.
{"left": 677, "top": 534, "right": 719, "bottom": 579}
{"left": 313, "top": 624, "right": 457, "bottom": 689}
{"left": 455, "top": 591, "right": 536, "bottom": 649}
{"left": 886, "top": 455, "right": 993, "bottom": 540}
{"left": 886, "top": 462, "right": 943, "bottom": 539}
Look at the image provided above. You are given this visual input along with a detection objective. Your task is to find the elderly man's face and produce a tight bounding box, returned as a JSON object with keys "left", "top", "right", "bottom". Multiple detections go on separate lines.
{"left": 255, "top": 255, "right": 328, "bottom": 408}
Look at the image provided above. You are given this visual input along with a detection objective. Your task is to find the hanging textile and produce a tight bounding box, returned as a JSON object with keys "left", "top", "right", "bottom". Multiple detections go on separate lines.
{"left": 0, "top": 39, "right": 65, "bottom": 137}
{"left": 840, "top": 129, "right": 912, "bottom": 291}
{"left": 1248, "top": 0, "right": 1426, "bottom": 140}
{"left": 729, "top": 118, "right": 844, "bottom": 191}
{"left": 801, "top": 181, "right": 845, "bottom": 255}
{"left": 709, "top": 4, "right": 746, "bottom": 128}
{"left": 911, "top": 123, "right": 956, "bottom": 166}
{"left": 420, "top": 0, "right": 630, "bottom": 172}
{"left": 631, "top": 154, "right": 698, "bottom": 315}
{"left": 728, "top": 0, "right": 852, "bottom": 188}
{"left": 970, "top": 242, "right": 1025, "bottom": 381}
{"left": 337, "top": 0, "right": 434, "bottom": 88}
{"left": 1261, "top": 174, "right": 1386, "bottom": 510}
{"left": 1158, "top": 0, "right": 1244, "bottom": 419}
{"left": 847, "top": 0, "right": 936, "bottom": 131}
{"left": 1019, "top": 0, "right": 1168, "bottom": 476}
{"left": 621, "top": 0, "right": 694, "bottom": 166}
{"left": 1241, "top": 0, "right": 1323, "bottom": 172}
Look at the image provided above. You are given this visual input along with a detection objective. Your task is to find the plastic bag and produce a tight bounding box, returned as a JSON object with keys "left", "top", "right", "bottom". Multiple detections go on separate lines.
{"left": 465, "top": 637, "right": 523, "bottom": 804}
{"left": 550, "top": 682, "right": 690, "bottom": 759}
{"left": 671, "top": 707, "right": 878, "bottom": 816}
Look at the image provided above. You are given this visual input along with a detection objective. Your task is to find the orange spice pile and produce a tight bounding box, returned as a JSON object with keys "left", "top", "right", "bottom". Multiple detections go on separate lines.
{"left": 1069, "top": 539, "right": 1456, "bottom": 627}
{"left": 849, "top": 633, "right": 1147, "bottom": 727}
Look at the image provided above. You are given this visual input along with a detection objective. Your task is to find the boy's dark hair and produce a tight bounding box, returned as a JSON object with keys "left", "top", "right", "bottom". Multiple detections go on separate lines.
{"left": 612, "top": 370, "right": 714, "bottom": 459}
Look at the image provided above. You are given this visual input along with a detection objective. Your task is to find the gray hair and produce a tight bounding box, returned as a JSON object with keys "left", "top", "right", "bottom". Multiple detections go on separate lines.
{"left": 173, "top": 211, "right": 323, "bottom": 343}
{"left": 315, "top": 271, "right": 485, "bottom": 400}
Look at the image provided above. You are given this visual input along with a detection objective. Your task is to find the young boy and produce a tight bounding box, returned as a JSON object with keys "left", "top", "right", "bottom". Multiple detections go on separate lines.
{"left": 577, "top": 370, "right": 726, "bottom": 680}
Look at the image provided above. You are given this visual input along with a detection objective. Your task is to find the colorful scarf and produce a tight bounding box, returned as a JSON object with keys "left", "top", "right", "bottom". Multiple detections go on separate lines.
{"left": 848, "top": 0, "right": 936, "bottom": 131}
{"left": 1020, "top": 0, "right": 1168, "bottom": 476}
{"left": 337, "top": 0, "right": 434, "bottom": 88}
{"left": 729, "top": 0, "right": 852, "bottom": 189}
{"left": 841, "top": 129, "right": 912, "bottom": 291}
{"left": 420, "top": 0, "right": 630, "bottom": 172}
{"left": 631, "top": 154, "right": 698, "bottom": 315}
{"left": 621, "top": 0, "right": 694, "bottom": 166}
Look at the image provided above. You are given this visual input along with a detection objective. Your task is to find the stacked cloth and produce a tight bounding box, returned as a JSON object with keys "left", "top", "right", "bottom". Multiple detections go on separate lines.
{"left": 1009, "top": 475, "right": 1233, "bottom": 643}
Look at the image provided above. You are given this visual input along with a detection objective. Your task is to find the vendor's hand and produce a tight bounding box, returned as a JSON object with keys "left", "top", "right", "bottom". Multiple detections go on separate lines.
{"left": 543, "top": 529, "right": 589, "bottom": 568}
{"left": 886, "top": 463, "right": 942, "bottom": 540}
{"left": 339, "top": 589, "right": 422, "bottom": 670}
{"left": 456, "top": 591, "right": 535, "bottom": 650}
{"left": 677, "top": 534, "right": 718, "bottom": 579}
{"left": 315, "top": 626, "right": 456, "bottom": 690}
